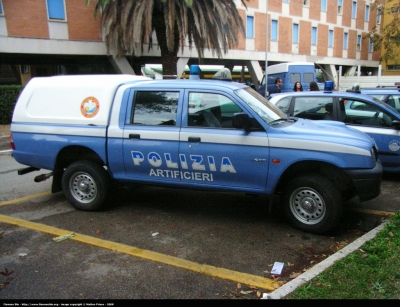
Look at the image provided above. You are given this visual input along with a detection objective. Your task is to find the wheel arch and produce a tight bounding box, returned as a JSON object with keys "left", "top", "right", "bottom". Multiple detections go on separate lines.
{"left": 275, "top": 160, "right": 355, "bottom": 199}
{"left": 52, "top": 145, "right": 106, "bottom": 193}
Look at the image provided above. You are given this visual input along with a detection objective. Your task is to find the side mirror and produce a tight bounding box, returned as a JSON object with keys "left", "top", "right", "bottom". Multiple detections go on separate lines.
{"left": 232, "top": 113, "right": 251, "bottom": 132}
{"left": 392, "top": 120, "right": 400, "bottom": 129}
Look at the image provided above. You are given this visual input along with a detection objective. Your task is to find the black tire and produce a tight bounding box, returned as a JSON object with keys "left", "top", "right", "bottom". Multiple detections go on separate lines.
{"left": 282, "top": 175, "right": 343, "bottom": 234}
{"left": 62, "top": 160, "right": 111, "bottom": 211}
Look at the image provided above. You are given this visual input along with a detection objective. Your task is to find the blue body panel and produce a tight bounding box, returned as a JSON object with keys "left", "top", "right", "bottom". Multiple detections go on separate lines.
{"left": 11, "top": 78, "right": 380, "bottom": 198}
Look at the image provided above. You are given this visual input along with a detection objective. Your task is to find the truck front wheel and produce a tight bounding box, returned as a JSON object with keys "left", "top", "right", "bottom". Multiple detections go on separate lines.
{"left": 282, "top": 175, "right": 343, "bottom": 234}
{"left": 62, "top": 160, "right": 111, "bottom": 211}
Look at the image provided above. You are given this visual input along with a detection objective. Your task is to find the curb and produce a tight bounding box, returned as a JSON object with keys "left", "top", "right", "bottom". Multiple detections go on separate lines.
{"left": 264, "top": 221, "right": 388, "bottom": 299}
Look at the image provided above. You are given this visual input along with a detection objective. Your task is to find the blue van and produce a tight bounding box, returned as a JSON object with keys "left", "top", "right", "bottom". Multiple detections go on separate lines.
{"left": 258, "top": 62, "right": 318, "bottom": 96}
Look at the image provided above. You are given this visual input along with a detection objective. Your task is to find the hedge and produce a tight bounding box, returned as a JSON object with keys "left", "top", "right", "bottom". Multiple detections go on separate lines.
{"left": 0, "top": 85, "right": 24, "bottom": 124}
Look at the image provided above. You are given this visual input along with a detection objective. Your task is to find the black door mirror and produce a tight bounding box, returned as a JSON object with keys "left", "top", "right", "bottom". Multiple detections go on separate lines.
{"left": 232, "top": 113, "right": 251, "bottom": 132}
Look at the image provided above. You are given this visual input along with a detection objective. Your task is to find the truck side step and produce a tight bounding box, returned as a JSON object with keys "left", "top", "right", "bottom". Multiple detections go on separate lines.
{"left": 18, "top": 166, "right": 40, "bottom": 175}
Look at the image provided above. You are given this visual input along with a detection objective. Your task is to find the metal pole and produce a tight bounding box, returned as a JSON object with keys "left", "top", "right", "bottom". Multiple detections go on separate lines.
{"left": 265, "top": 1, "right": 268, "bottom": 98}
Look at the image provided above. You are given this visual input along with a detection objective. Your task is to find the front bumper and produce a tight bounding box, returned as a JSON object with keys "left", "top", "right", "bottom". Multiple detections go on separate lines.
{"left": 345, "top": 161, "right": 383, "bottom": 202}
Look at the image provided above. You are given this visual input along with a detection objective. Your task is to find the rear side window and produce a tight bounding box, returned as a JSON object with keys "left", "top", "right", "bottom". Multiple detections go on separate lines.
{"left": 293, "top": 97, "right": 333, "bottom": 120}
{"left": 289, "top": 73, "right": 301, "bottom": 84}
{"left": 386, "top": 95, "right": 400, "bottom": 112}
{"left": 344, "top": 99, "right": 394, "bottom": 127}
{"left": 131, "top": 91, "right": 179, "bottom": 126}
{"left": 368, "top": 94, "right": 386, "bottom": 101}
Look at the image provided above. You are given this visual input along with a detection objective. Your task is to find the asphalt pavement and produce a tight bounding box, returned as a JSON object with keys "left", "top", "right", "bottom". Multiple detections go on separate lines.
{"left": 1, "top": 124, "right": 399, "bottom": 300}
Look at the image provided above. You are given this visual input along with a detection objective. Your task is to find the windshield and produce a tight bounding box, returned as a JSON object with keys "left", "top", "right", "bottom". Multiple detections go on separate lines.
{"left": 235, "top": 87, "right": 287, "bottom": 124}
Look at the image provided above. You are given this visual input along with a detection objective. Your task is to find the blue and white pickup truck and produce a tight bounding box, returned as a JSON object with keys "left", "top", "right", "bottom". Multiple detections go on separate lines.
{"left": 10, "top": 75, "right": 382, "bottom": 234}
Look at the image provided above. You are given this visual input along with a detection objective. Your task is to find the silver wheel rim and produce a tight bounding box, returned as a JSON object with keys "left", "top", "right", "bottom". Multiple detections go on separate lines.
{"left": 69, "top": 171, "right": 97, "bottom": 203}
{"left": 289, "top": 187, "right": 326, "bottom": 225}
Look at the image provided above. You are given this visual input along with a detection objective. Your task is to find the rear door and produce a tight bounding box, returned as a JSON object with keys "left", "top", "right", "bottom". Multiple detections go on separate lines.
{"left": 122, "top": 89, "right": 182, "bottom": 183}
{"left": 287, "top": 66, "right": 315, "bottom": 92}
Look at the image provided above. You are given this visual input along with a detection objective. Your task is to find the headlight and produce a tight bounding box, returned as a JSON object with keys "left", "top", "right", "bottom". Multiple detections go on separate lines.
{"left": 371, "top": 146, "right": 378, "bottom": 162}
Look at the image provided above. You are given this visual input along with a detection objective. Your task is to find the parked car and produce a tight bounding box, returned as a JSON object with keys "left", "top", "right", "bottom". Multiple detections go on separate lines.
{"left": 269, "top": 83, "right": 400, "bottom": 173}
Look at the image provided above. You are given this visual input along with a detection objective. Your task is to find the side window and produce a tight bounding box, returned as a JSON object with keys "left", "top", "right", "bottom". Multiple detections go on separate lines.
{"left": 303, "top": 73, "right": 315, "bottom": 83}
{"left": 367, "top": 94, "right": 400, "bottom": 112}
{"left": 187, "top": 92, "right": 242, "bottom": 128}
{"left": 293, "top": 97, "right": 333, "bottom": 120}
{"left": 386, "top": 95, "right": 400, "bottom": 112}
{"left": 274, "top": 97, "right": 291, "bottom": 114}
{"left": 131, "top": 91, "right": 178, "bottom": 126}
{"left": 289, "top": 73, "right": 301, "bottom": 84}
{"left": 344, "top": 99, "right": 393, "bottom": 127}
{"left": 369, "top": 94, "right": 386, "bottom": 101}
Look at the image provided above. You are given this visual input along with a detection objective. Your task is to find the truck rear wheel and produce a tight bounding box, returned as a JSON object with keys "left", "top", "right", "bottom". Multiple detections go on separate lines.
{"left": 282, "top": 175, "right": 343, "bottom": 234}
{"left": 62, "top": 160, "right": 111, "bottom": 211}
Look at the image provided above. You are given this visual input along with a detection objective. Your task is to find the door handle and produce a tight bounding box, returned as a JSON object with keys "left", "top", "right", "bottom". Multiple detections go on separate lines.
{"left": 188, "top": 137, "right": 201, "bottom": 142}
{"left": 129, "top": 134, "right": 140, "bottom": 139}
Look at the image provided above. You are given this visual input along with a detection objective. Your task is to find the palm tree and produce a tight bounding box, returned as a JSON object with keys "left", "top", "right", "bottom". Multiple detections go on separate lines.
{"left": 85, "top": 0, "right": 247, "bottom": 76}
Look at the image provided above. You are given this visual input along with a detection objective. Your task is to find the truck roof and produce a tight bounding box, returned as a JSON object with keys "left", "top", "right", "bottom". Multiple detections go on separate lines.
{"left": 13, "top": 75, "right": 152, "bottom": 126}
{"left": 25, "top": 74, "right": 152, "bottom": 87}
{"left": 12, "top": 74, "right": 250, "bottom": 127}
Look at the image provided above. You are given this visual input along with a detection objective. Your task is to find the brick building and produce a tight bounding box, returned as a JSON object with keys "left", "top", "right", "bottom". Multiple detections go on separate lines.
{"left": 0, "top": 0, "right": 385, "bottom": 87}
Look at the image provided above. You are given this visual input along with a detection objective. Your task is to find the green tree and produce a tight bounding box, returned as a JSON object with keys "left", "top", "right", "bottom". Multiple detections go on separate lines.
{"left": 367, "top": 0, "right": 400, "bottom": 64}
{"left": 85, "top": 0, "right": 247, "bottom": 76}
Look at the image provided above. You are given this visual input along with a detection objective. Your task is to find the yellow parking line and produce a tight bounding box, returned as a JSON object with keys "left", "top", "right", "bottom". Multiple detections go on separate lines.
{"left": 350, "top": 208, "right": 395, "bottom": 217}
{"left": 0, "top": 191, "right": 52, "bottom": 206}
{"left": 2, "top": 192, "right": 393, "bottom": 292}
{"left": 0, "top": 214, "right": 282, "bottom": 291}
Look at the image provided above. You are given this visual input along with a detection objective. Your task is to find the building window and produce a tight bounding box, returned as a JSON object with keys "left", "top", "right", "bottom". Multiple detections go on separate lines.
{"left": 47, "top": 0, "right": 66, "bottom": 20}
{"left": 377, "top": 8, "right": 381, "bottom": 24}
{"left": 0, "top": 0, "right": 3, "bottom": 15}
{"left": 328, "top": 30, "right": 333, "bottom": 48}
{"left": 352, "top": 1, "right": 357, "bottom": 19}
{"left": 321, "top": 0, "right": 327, "bottom": 12}
{"left": 337, "top": 0, "right": 343, "bottom": 15}
{"left": 343, "top": 33, "right": 348, "bottom": 49}
{"left": 303, "top": 0, "right": 309, "bottom": 6}
{"left": 391, "top": 6, "right": 400, "bottom": 14}
{"left": 292, "top": 23, "right": 299, "bottom": 43}
{"left": 271, "top": 20, "right": 278, "bottom": 41}
{"left": 283, "top": 0, "right": 289, "bottom": 3}
{"left": 387, "top": 65, "right": 400, "bottom": 70}
{"left": 246, "top": 16, "right": 254, "bottom": 38}
{"left": 369, "top": 38, "right": 373, "bottom": 52}
{"left": 365, "top": 5, "right": 370, "bottom": 21}
{"left": 21, "top": 65, "right": 30, "bottom": 74}
{"left": 357, "top": 35, "right": 361, "bottom": 51}
{"left": 311, "top": 27, "right": 317, "bottom": 45}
